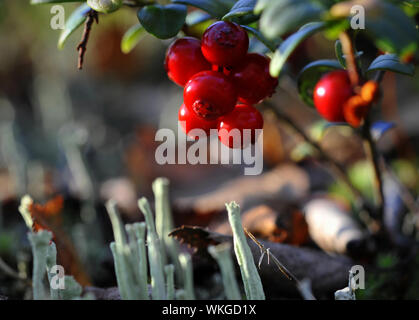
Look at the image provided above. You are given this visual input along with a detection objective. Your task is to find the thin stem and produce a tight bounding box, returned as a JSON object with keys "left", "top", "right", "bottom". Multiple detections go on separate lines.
{"left": 339, "top": 31, "right": 360, "bottom": 89}
{"left": 77, "top": 10, "right": 98, "bottom": 70}
{"left": 362, "top": 115, "right": 385, "bottom": 220}
{"left": 340, "top": 30, "right": 385, "bottom": 223}
{"left": 263, "top": 101, "right": 370, "bottom": 214}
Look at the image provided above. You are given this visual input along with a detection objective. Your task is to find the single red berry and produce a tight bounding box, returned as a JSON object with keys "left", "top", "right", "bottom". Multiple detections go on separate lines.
{"left": 178, "top": 103, "right": 217, "bottom": 139}
{"left": 184, "top": 70, "right": 237, "bottom": 120}
{"left": 165, "top": 37, "right": 211, "bottom": 87}
{"left": 201, "top": 21, "right": 249, "bottom": 67}
{"left": 232, "top": 53, "right": 278, "bottom": 104}
{"left": 218, "top": 104, "right": 264, "bottom": 149}
{"left": 313, "top": 70, "right": 353, "bottom": 122}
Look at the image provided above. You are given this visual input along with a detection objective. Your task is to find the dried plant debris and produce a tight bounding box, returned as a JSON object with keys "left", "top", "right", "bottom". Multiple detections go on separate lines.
{"left": 170, "top": 226, "right": 352, "bottom": 296}
{"left": 303, "top": 197, "right": 367, "bottom": 255}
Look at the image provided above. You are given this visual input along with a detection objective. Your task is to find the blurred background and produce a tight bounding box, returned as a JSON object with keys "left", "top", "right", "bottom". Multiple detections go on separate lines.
{"left": 0, "top": 1, "right": 419, "bottom": 300}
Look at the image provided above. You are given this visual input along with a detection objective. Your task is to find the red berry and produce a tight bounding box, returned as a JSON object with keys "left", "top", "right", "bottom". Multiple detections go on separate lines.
{"left": 178, "top": 103, "right": 217, "bottom": 139}
{"left": 184, "top": 70, "right": 237, "bottom": 120}
{"left": 313, "top": 70, "right": 353, "bottom": 122}
{"left": 218, "top": 104, "right": 264, "bottom": 149}
{"left": 201, "top": 21, "right": 249, "bottom": 67}
{"left": 232, "top": 53, "right": 278, "bottom": 104}
{"left": 165, "top": 37, "right": 211, "bottom": 87}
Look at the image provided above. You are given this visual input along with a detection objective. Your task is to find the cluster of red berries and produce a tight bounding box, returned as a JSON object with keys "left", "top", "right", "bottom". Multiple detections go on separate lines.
{"left": 313, "top": 70, "right": 379, "bottom": 127}
{"left": 165, "top": 21, "right": 278, "bottom": 148}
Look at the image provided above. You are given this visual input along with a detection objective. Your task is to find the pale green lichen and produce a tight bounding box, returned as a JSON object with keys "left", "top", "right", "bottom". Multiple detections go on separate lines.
{"left": 179, "top": 253, "right": 195, "bottom": 300}
{"left": 208, "top": 243, "right": 241, "bottom": 300}
{"left": 28, "top": 230, "right": 52, "bottom": 300}
{"left": 152, "top": 177, "right": 182, "bottom": 282}
{"left": 106, "top": 200, "right": 137, "bottom": 299}
{"left": 138, "top": 197, "right": 166, "bottom": 299}
{"left": 226, "top": 202, "right": 265, "bottom": 300}
{"left": 164, "top": 264, "right": 175, "bottom": 300}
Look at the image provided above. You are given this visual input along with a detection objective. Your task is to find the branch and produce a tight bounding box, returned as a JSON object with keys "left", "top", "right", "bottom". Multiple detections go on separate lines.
{"left": 77, "top": 10, "right": 99, "bottom": 70}
{"left": 339, "top": 31, "right": 360, "bottom": 89}
{"left": 362, "top": 115, "right": 385, "bottom": 221}
{"left": 262, "top": 100, "right": 371, "bottom": 215}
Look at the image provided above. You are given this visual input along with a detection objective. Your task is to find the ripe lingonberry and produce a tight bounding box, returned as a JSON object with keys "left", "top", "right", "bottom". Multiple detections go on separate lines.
{"left": 184, "top": 70, "right": 237, "bottom": 120}
{"left": 165, "top": 37, "right": 211, "bottom": 87}
{"left": 218, "top": 104, "right": 264, "bottom": 149}
{"left": 201, "top": 21, "right": 249, "bottom": 67}
{"left": 232, "top": 53, "right": 278, "bottom": 104}
{"left": 313, "top": 70, "right": 353, "bottom": 122}
{"left": 178, "top": 103, "right": 217, "bottom": 138}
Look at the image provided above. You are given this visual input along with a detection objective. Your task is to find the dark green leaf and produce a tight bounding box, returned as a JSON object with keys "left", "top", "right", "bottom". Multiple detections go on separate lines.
{"left": 58, "top": 3, "right": 90, "bottom": 49}
{"left": 121, "top": 24, "right": 146, "bottom": 54}
{"left": 172, "top": 0, "right": 235, "bottom": 19}
{"left": 367, "top": 54, "right": 415, "bottom": 76}
{"left": 138, "top": 4, "right": 187, "bottom": 39}
{"left": 365, "top": 2, "right": 418, "bottom": 57}
{"left": 259, "top": 0, "right": 325, "bottom": 40}
{"left": 270, "top": 22, "right": 325, "bottom": 77}
{"left": 242, "top": 25, "right": 281, "bottom": 52}
{"left": 297, "top": 59, "right": 342, "bottom": 107}
{"left": 223, "top": 0, "right": 256, "bottom": 20}
{"left": 335, "top": 40, "right": 346, "bottom": 68}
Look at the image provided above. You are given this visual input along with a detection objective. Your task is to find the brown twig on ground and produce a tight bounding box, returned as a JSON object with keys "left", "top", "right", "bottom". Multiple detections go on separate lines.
{"left": 77, "top": 10, "right": 99, "bottom": 70}
{"left": 169, "top": 226, "right": 352, "bottom": 296}
{"left": 244, "top": 228, "right": 316, "bottom": 300}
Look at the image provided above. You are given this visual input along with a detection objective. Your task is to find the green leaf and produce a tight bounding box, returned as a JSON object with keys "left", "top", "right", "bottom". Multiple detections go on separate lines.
{"left": 241, "top": 25, "right": 281, "bottom": 52}
{"left": 138, "top": 4, "right": 187, "bottom": 39}
{"left": 270, "top": 22, "right": 325, "bottom": 77}
{"left": 172, "top": 0, "right": 235, "bottom": 19}
{"left": 31, "top": 0, "right": 84, "bottom": 4}
{"left": 297, "top": 59, "right": 342, "bottom": 107}
{"left": 335, "top": 40, "right": 346, "bottom": 68}
{"left": 367, "top": 54, "right": 415, "bottom": 76}
{"left": 259, "top": 0, "right": 325, "bottom": 40}
{"left": 365, "top": 2, "right": 418, "bottom": 57}
{"left": 185, "top": 10, "right": 211, "bottom": 26}
{"left": 223, "top": 0, "right": 257, "bottom": 20}
{"left": 87, "top": 0, "right": 122, "bottom": 14}
{"left": 121, "top": 24, "right": 146, "bottom": 54}
{"left": 58, "top": 3, "right": 90, "bottom": 50}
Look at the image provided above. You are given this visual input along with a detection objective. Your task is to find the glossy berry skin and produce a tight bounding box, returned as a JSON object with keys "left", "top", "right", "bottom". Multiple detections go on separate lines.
{"left": 313, "top": 70, "right": 353, "bottom": 122}
{"left": 184, "top": 70, "right": 237, "bottom": 120}
{"left": 165, "top": 37, "right": 211, "bottom": 87}
{"left": 218, "top": 104, "right": 264, "bottom": 149}
{"left": 201, "top": 21, "right": 249, "bottom": 67}
{"left": 232, "top": 53, "right": 278, "bottom": 104}
{"left": 178, "top": 103, "right": 217, "bottom": 139}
